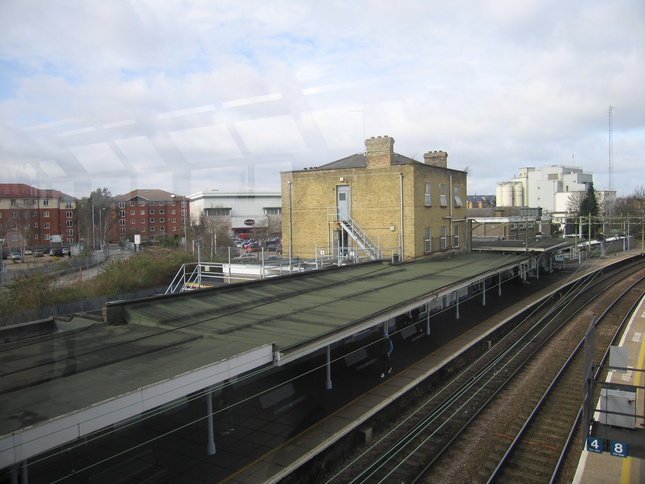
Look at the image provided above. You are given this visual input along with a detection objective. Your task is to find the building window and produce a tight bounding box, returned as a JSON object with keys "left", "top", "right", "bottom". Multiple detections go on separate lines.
{"left": 130, "top": 210, "right": 135, "bottom": 215}
{"left": 140, "top": 210, "right": 145, "bottom": 215}
{"left": 424, "top": 183, "right": 432, "bottom": 206}
{"left": 66, "top": 202, "right": 73, "bottom": 209}
{"left": 205, "top": 208, "right": 231, "bottom": 216}
{"left": 66, "top": 229, "right": 73, "bottom": 236}
{"left": 119, "top": 219, "right": 126, "bottom": 226}
{"left": 33, "top": 234, "right": 38, "bottom": 239}
{"left": 454, "top": 225, "right": 460, "bottom": 248}
{"left": 172, "top": 218, "right": 177, "bottom": 223}
{"left": 149, "top": 218, "right": 155, "bottom": 223}
{"left": 10, "top": 199, "right": 16, "bottom": 206}
{"left": 159, "top": 218, "right": 165, "bottom": 223}
{"left": 44, "top": 211, "right": 50, "bottom": 218}
{"left": 120, "top": 227, "right": 126, "bottom": 234}
{"left": 453, "top": 186, "right": 463, "bottom": 208}
{"left": 171, "top": 209, "right": 176, "bottom": 215}
{"left": 159, "top": 209, "right": 165, "bottom": 214}
{"left": 424, "top": 227, "right": 432, "bottom": 253}
{"left": 149, "top": 201, "right": 155, "bottom": 206}
{"left": 440, "top": 226, "right": 447, "bottom": 250}
{"left": 172, "top": 226, "right": 176, "bottom": 231}
{"left": 150, "top": 226, "right": 155, "bottom": 232}
{"left": 45, "top": 234, "right": 51, "bottom": 240}
{"left": 11, "top": 211, "right": 17, "bottom": 218}
{"left": 130, "top": 219, "right": 135, "bottom": 224}
{"left": 140, "top": 201, "right": 146, "bottom": 207}
{"left": 119, "top": 210, "right": 125, "bottom": 217}
{"left": 264, "top": 207, "right": 281, "bottom": 215}
{"left": 66, "top": 211, "right": 73, "bottom": 218}
{"left": 160, "top": 226, "right": 165, "bottom": 232}
{"left": 23, "top": 200, "right": 30, "bottom": 206}
{"left": 159, "top": 201, "right": 165, "bottom": 206}
{"left": 119, "top": 202, "right": 126, "bottom": 208}
{"left": 43, "top": 200, "right": 49, "bottom": 206}
{"left": 66, "top": 220, "right": 73, "bottom": 227}
{"left": 149, "top": 209, "right": 154, "bottom": 214}
{"left": 141, "top": 227, "right": 146, "bottom": 232}
{"left": 44, "top": 222, "right": 50, "bottom": 229}
{"left": 141, "top": 218, "right": 145, "bottom": 224}
{"left": 130, "top": 201, "right": 135, "bottom": 207}
{"left": 33, "top": 222, "right": 38, "bottom": 228}
{"left": 440, "top": 185, "right": 447, "bottom": 207}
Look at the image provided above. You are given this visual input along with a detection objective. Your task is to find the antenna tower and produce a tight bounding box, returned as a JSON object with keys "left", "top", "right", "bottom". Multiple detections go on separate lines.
{"left": 608, "top": 106, "right": 614, "bottom": 192}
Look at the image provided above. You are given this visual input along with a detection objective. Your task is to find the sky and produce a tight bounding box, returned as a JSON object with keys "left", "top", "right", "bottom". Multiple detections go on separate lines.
{"left": 1, "top": 0, "right": 644, "bottom": 200}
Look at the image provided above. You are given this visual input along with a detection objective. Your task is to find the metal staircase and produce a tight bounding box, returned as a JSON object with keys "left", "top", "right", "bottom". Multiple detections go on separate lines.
{"left": 329, "top": 208, "right": 381, "bottom": 260}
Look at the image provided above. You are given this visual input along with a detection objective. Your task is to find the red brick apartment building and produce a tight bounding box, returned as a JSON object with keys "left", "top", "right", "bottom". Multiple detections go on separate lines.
{"left": 112, "top": 189, "right": 190, "bottom": 245}
{"left": 0, "top": 184, "right": 78, "bottom": 249}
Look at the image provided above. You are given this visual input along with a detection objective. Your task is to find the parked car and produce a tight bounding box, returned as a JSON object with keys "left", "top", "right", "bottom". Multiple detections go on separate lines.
{"left": 24, "top": 249, "right": 33, "bottom": 255}
{"left": 233, "top": 253, "right": 258, "bottom": 261}
{"left": 34, "top": 249, "right": 44, "bottom": 257}
{"left": 245, "top": 243, "right": 262, "bottom": 253}
{"left": 51, "top": 248, "right": 64, "bottom": 257}
{"left": 10, "top": 252, "right": 21, "bottom": 261}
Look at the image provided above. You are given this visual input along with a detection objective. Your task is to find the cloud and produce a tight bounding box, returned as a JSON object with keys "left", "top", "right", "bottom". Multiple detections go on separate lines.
{"left": 0, "top": 0, "right": 643, "bottom": 199}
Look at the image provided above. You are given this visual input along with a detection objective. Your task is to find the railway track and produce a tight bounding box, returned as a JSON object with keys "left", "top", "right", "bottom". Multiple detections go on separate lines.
{"left": 325, "top": 257, "right": 645, "bottom": 483}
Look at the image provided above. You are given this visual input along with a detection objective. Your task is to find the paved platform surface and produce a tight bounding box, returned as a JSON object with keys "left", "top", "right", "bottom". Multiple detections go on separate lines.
{"left": 573, "top": 292, "right": 645, "bottom": 484}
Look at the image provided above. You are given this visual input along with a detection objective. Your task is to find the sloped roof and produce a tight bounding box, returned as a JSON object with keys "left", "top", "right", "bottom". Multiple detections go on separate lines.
{"left": 116, "top": 189, "right": 187, "bottom": 202}
{"left": 0, "top": 183, "right": 76, "bottom": 201}
{"left": 314, "top": 152, "right": 419, "bottom": 171}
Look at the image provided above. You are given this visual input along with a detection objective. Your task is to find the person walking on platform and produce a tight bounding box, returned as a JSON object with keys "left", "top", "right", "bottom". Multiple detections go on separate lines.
{"left": 380, "top": 335, "right": 393, "bottom": 378}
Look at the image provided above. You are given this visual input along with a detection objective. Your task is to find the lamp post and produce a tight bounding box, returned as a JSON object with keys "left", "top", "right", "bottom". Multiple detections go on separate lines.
{"left": 288, "top": 180, "right": 293, "bottom": 267}
{"left": 91, "top": 203, "right": 96, "bottom": 250}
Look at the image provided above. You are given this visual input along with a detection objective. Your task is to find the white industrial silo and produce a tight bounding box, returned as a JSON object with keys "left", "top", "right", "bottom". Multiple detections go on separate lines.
{"left": 513, "top": 183, "right": 524, "bottom": 207}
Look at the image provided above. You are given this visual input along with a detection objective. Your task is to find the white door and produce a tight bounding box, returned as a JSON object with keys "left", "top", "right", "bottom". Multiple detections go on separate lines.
{"left": 337, "top": 185, "right": 350, "bottom": 221}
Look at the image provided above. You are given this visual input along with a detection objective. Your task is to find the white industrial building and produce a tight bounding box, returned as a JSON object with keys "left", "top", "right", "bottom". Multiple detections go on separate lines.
{"left": 188, "top": 190, "right": 282, "bottom": 237}
{"left": 496, "top": 165, "right": 616, "bottom": 233}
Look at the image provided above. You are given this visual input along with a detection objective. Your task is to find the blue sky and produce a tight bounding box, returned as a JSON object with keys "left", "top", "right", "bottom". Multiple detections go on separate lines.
{"left": 1, "top": 0, "right": 643, "bottom": 200}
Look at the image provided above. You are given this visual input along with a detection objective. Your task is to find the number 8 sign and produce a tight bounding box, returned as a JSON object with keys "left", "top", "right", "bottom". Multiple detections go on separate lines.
{"left": 610, "top": 441, "right": 628, "bottom": 458}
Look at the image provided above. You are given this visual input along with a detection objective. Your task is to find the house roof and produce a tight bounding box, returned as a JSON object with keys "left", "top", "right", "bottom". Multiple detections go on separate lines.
{"left": 0, "top": 183, "right": 76, "bottom": 201}
{"left": 314, "top": 152, "right": 419, "bottom": 171}
{"left": 116, "top": 189, "right": 187, "bottom": 202}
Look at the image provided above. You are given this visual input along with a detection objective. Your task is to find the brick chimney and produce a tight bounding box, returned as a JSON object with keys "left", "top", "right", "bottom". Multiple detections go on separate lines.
{"left": 423, "top": 151, "right": 448, "bottom": 168}
{"left": 365, "top": 136, "right": 395, "bottom": 169}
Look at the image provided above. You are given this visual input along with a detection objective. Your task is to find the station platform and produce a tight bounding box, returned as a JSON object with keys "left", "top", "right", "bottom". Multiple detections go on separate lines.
{"left": 3, "top": 250, "right": 643, "bottom": 483}
{"left": 226, "top": 251, "right": 645, "bottom": 483}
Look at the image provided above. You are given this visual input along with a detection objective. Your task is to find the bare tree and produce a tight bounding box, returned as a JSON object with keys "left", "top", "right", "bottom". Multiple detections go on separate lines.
{"left": 566, "top": 190, "right": 586, "bottom": 214}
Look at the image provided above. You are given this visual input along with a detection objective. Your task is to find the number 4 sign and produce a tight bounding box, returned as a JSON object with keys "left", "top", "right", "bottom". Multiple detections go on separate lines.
{"left": 586, "top": 437, "right": 604, "bottom": 453}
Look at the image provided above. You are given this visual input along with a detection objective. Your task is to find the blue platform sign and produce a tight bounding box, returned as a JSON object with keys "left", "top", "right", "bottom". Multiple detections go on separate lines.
{"left": 609, "top": 441, "right": 628, "bottom": 458}
{"left": 586, "top": 437, "right": 604, "bottom": 453}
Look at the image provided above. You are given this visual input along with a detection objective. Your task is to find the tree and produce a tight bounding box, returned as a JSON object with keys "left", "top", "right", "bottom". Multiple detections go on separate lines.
{"left": 578, "top": 182, "right": 601, "bottom": 238}
{"left": 77, "top": 188, "right": 115, "bottom": 249}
